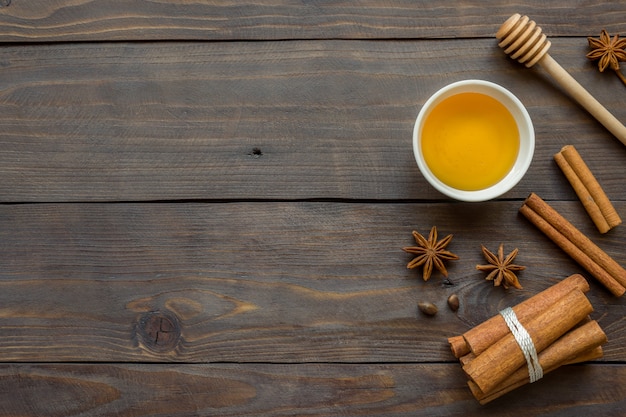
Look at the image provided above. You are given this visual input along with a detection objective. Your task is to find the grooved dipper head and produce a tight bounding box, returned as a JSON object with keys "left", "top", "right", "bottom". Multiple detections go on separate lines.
{"left": 497, "top": 13, "right": 551, "bottom": 68}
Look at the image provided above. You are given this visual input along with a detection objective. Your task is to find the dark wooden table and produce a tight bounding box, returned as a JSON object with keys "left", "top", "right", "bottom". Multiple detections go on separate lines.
{"left": 1, "top": 1, "right": 625, "bottom": 415}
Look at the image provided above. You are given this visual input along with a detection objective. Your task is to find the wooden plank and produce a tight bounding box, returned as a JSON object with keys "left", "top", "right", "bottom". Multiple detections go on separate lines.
{"left": 0, "top": 363, "right": 623, "bottom": 416}
{"left": 1, "top": 202, "right": 623, "bottom": 362}
{"left": 1, "top": 39, "right": 625, "bottom": 202}
{"left": 0, "top": 1, "right": 625, "bottom": 42}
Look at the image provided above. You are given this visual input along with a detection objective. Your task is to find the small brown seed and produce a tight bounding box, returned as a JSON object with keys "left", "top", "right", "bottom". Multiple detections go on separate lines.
{"left": 447, "top": 294, "right": 460, "bottom": 312}
{"left": 418, "top": 301, "right": 438, "bottom": 316}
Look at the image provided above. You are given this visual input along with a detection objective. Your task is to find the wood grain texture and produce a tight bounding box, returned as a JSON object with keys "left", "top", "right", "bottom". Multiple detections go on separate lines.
{"left": 2, "top": 2, "right": 626, "bottom": 414}
{"left": 0, "top": 363, "right": 624, "bottom": 416}
{"left": 1, "top": 38, "right": 625, "bottom": 202}
{"left": 1, "top": 202, "right": 623, "bottom": 363}
{"left": 0, "top": 0, "right": 625, "bottom": 42}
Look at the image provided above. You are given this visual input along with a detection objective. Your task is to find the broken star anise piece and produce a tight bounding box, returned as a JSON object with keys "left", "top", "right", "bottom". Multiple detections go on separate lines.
{"left": 403, "top": 226, "right": 459, "bottom": 281}
{"left": 587, "top": 29, "right": 626, "bottom": 86}
{"left": 476, "top": 244, "right": 525, "bottom": 289}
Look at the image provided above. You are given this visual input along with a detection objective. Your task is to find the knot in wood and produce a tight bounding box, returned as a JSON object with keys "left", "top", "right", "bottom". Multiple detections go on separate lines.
{"left": 248, "top": 147, "right": 263, "bottom": 158}
{"left": 0, "top": 0, "right": 10, "bottom": 7}
{"left": 137, "top": 311, "right": 181, "bottom": 353}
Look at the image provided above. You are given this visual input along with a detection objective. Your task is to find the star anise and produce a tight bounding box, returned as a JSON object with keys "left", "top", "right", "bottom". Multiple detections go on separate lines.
{"left": 587, "top": 29, "right": 626, "bottom": 86}
{"left": 476, "top": 244, "right": 525, "bottom": 289}
{"left": 403, "top": 226, "right": 459, "bottom": 281}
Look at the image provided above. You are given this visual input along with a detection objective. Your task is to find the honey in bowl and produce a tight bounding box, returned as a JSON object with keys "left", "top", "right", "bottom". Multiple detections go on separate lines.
{"left": 420, "top": 92, "right": 520, "bottom": 191}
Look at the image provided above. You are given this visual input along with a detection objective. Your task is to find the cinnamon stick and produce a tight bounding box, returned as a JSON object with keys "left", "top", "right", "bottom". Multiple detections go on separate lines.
{"left": 448, "top": 335, "right": 469, "bottom": 358}
{"left": 462, "top": 288, "right": 593, "bottom": 395}
{"left": 471, "top": 346, "right": 604, "bottom": 404}
{"left": 461, "top": 315, "right": 593, "bottom": 367}
{"left": 459, "top": 352, "right": 475, "bottom": 367}
{"left": 520, "top": 193, "right": 626, "bottom": 296}
{"left": 554, "top": 145, "right": 621, "bottom": 233}
{"left": 469, "top": 319, "right": 607, "bottom": 404}
{"left": 448, "top": 274, "right": 589, "bottom": 358}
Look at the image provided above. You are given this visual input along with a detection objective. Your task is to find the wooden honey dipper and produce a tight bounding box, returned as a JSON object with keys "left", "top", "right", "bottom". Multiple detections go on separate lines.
{"left": 497, "top": 13, "right": 626, "bottom": 147}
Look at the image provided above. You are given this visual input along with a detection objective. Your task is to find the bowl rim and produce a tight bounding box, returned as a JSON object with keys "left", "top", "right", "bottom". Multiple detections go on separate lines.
{"left": 412, "top": 79, "right": 535, "bottom": 202}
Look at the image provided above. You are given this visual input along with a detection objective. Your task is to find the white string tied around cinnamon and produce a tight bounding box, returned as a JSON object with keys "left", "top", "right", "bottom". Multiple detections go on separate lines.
{"left": 499, "top": 307, "right": 544, "bottom": 383}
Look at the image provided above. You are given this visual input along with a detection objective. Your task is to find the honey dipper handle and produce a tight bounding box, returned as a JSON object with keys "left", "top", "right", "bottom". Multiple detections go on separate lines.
{"left": 539, "top": 54, "right": 626, "bottom": 146}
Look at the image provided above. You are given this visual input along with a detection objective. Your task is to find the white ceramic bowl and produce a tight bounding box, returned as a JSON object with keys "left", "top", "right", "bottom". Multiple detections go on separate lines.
{"left": 412, "top": 80, "right": 534, "bottom": 202}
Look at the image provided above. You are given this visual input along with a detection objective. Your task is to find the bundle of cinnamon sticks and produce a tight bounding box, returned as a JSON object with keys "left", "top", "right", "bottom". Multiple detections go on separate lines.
{"left": 448, "top": 274, "right": 607, "bottom": 404}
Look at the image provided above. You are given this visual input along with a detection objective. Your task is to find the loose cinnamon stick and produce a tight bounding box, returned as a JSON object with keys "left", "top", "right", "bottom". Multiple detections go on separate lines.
{"left": 554, "top": 145, "right": 621, "bottom": 233}
{"left": 519, "top": 203, "right": 625, "bottom": 296}
{"left": 462, "top": 289, "right": 593, "bottom": 395}
{"left": 448, "top": 274, "right": 589, "bottom": 358}
{"left": 520, "top": 193, "right": 626, "bottom": 296}
{"left": 469, "top": 320, "right": 607, "bottom": 404}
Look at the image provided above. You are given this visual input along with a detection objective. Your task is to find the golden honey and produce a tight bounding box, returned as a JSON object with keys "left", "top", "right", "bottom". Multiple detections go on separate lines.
{"left": 421, "top": 92, "right": 520, "bottom": 191}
